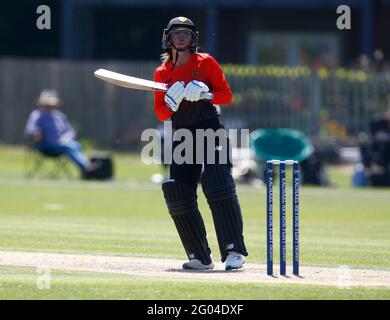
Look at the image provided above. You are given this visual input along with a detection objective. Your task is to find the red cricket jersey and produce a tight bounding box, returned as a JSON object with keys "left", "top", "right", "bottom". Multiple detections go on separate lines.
{"left": 154, "top": 53, "right": 233, "bottom": 125}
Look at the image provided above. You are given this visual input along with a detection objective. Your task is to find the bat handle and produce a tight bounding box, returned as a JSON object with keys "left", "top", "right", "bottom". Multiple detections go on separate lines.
{"left": 200, "top": 92, "right": 213, "bottom": 100}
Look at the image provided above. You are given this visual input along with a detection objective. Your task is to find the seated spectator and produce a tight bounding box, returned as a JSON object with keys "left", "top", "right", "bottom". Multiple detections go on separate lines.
{"left": 370, "top": 110, "right": 390, "bottom": 137}
{"left": 25, "top": 89, "right": 99, "bottom": 176}
{"left": 369, "top": 110, "right": 390, "bottom": 166}
{"left": 358, "top": 110, "right": 390, "bottom": 186}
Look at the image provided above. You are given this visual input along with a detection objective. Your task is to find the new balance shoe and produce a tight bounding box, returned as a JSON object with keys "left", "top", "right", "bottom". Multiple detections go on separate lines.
{"left": 182, "top": 259, "right": 214, "bottom": 270}
{"left": 225, "top": 251, "right": 245, "bottom": 270}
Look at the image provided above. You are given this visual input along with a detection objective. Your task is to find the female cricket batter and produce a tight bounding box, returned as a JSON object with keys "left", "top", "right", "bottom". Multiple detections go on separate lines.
{"left": 154, "top": 17, "right": 248, "bottom": 270}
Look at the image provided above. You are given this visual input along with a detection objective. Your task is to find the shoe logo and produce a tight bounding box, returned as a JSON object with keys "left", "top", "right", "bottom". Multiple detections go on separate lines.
{"left": 189, "top": 253, "right": 195, "bottom": 259}
{"left": 226, "top": 243, "right": 234, "bottom": 250}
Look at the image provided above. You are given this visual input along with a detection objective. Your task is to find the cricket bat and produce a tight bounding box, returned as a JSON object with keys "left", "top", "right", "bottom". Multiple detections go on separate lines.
{"left": 94, "top": 69, "right": 213, "bottom": 100}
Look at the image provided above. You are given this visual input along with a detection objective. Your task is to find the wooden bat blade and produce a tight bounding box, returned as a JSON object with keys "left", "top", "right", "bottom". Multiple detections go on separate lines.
{"left": 94, "top": 69, "right": 168, "bottom": 92}
{"left": 94, "top": 68, "right": 213, "bottom": 100}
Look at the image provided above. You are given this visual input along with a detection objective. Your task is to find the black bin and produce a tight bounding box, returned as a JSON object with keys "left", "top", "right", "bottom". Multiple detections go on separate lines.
{"left": 83, "top": 153, "right": 114, "bottom": 180}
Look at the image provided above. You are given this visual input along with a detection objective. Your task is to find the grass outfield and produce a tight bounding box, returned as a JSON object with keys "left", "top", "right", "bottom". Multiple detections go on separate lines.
{"left": 0, "top": 144, "right": 390, "bottom": 299}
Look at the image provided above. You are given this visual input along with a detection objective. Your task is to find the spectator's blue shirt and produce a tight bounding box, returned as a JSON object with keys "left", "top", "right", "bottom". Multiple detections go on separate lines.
{"left": 25, "top": 108, "right": 75, "bottom": 143}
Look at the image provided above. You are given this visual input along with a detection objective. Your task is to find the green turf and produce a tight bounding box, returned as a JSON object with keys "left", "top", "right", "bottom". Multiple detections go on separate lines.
{"left": 0, "top": 144, "right": 389, "bottom": 299}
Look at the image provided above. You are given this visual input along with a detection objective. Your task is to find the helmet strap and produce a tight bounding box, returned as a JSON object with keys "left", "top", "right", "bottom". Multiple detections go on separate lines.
{"left": 170, "top": 44, "right": 187, "bottom": 71}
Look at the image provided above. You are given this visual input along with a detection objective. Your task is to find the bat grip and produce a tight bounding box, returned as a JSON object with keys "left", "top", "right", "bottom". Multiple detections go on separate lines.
{"left": 200, "top": 92, "right": 213, "bottom": 100}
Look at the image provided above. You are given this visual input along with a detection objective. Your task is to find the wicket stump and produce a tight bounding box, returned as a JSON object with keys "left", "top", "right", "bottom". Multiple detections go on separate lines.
{"left": 266, "top": 160, "right": 299, "bottom": 276}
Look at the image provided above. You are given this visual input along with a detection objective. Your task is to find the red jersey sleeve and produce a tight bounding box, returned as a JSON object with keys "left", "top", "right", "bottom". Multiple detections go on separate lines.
{"left": 207, "top": 56, "right": 233, "bottom": 105}
{"left": 153, "top": 69, "right": 174, "bottom": 121}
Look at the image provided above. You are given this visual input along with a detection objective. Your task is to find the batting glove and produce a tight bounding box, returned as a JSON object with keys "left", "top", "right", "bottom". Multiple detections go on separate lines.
{"left": 164, "top": 81, "right": 185, "bottom": 112}
{"left": 184, "top": 80, "right": 210, "bottom": 102}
